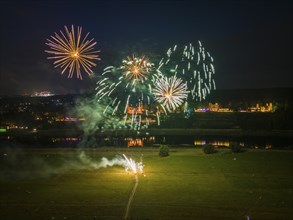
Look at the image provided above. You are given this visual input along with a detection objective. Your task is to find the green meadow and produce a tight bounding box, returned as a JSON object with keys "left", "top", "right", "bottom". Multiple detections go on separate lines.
{"left": 0, "top": 148, "right": 292, "bottom": 220}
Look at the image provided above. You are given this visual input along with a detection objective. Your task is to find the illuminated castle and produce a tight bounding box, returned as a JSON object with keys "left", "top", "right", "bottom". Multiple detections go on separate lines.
{"left": 208, "top": 103, "right": 232, "bottom": 112}
{"left": 249, "top": 103, "right": 273, "bottom": 112}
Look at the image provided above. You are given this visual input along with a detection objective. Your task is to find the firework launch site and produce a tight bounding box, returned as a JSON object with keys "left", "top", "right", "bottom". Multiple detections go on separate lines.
{"left": 1, "top": 91, "right": 292, "bottom": 219}
{"left": 0, "top": 147, "right": 292, "bottom": 220}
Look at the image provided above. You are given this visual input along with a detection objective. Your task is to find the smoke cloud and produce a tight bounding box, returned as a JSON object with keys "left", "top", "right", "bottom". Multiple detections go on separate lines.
{"left": 0, "top": 147, "right": 127, "bottom": 182}
{"left": 78, "top": 151, "right": 127, "bottom": 169}
{"left": 72, "top": 95, "right": 121, "bottom": 147}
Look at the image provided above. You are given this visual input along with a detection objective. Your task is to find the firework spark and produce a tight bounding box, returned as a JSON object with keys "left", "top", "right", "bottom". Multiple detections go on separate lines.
{"left": 122, "top": 154, "right": 144, "bottom": 175}
{"left": 157, "top": 41, "right": 216, "bottom": 101}
{"left": 153, "top": 75, "right": 188, "bottom": 113}
{"left": 96, "top": 55, "right": 159, "bottom": 129}
{"left": 45, "top": 25, "right": 100, "bottom": 79}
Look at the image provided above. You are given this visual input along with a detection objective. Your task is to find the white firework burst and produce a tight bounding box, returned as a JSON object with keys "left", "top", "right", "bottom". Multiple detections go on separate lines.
{"left": 153, "top": 75, "right": 188, "bottom": 113}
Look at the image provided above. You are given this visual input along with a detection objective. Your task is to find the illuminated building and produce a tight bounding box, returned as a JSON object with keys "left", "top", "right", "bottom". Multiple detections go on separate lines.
{"left": 209, "top": 103, "right": 219, "bottom": 111}
{"left": 194, "top": 140, "right": 206, "bottom": 145}
{"left": 31, "top": 91, "right": 55, "bottom": 97}
{"left": 194, "top": 102, "right": 272, "bottom": 113}
{"left": 127, "top": 104, "right": 143, "bottom": 114}
{"left": 194, "top": 140, "right": 230, "bottom": 147}
{"left": 248, "top": 103, "right": 273, "bottom": 112}
{"left": 261, "top": 103, "right": 273, "bottom": 112}
{"left": 55, "top": 116, "right": 85, "bottom": 122}
{"left": 218, "top": 107, "right": 232, "bottom": 112}
{"left": 125, "top": 136, "right": 155, "bottom": 147}
{"left": 127, "top": 138, "right": 143, "bottom": 147}
{"left": 194, "top": 108, "right": 209, "bottom": 112}
{"left": 209, "top": 141, "right": 230, "bottom": 147}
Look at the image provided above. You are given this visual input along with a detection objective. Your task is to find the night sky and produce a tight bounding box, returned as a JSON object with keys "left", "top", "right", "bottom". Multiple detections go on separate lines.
{"left": 0, "top": 0, "right": 292, "bottom": 96}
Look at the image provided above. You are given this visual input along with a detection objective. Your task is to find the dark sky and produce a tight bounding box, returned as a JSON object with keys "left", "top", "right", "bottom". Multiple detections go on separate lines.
{"left": 0, "top": 0, "right": 292, "bottom": 95}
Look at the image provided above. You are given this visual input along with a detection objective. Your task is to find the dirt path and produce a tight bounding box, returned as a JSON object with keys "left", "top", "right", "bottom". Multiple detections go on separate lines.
{"left": 123, "top": 175, "right": 138, "bottom": 219}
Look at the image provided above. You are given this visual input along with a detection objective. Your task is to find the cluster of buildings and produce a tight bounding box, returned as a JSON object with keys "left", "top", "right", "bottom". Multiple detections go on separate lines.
{"left": 0, "top": 89, "right": 278, "bottom": 133}
{"left": 0, "top": 92, "right": 80, "bottom": 132}
{"left": 194, "top": 102, "right": 273, "bottom": 113}
{"left": 125, "top": 102, "right": 274, "bottom": 114}
{"left": 245, "top": 103, "right": 273, "bottom": 112}
{"left": 125, "top": 136, "right": 155, "bottom": 147}
{"left": 30, "top": 91, "right": 55, "bottom": 97}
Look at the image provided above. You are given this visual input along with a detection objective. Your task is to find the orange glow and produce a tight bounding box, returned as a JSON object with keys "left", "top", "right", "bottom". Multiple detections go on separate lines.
{"left": 127, "top": 105, "right": 143, "bottom": 114}
{"left": 127, "top": 138, "right": 144, "bottom": 147}
{"left": 71, "top": 51, "right": 79, "bottom": 58}
{"left": 132, "top": 67, "right": 139, "bottom": 74}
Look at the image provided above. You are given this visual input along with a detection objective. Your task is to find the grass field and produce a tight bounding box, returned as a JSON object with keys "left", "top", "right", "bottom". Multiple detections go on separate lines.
{"left": 0, "top": 147, "right": 292, "bottom": 220}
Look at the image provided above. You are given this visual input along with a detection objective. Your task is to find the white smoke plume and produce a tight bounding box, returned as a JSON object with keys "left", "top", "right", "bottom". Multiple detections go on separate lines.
{"left": 0, "top": 147, "right": 143, "bottom": 182}
{"left": 78, "top": 152, "right": 144, "bottom": 174}
{"left": 78, "top": 151, "right": 127, "bottom": 169}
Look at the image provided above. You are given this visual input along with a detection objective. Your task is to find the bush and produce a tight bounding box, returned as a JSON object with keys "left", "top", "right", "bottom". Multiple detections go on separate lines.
{"left": 203, "top": 144, "right": 216, "bottom": 154}
{"left": 230, "top": 142, "right": 243, "bottom": 153}
{"left": 159, "top": 145, "right": 170, "bottom": 157}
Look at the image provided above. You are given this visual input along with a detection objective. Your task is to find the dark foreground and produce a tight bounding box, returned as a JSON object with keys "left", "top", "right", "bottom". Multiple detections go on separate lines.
{"left": 0, "top": 147, "right": 292, "bottom": 220}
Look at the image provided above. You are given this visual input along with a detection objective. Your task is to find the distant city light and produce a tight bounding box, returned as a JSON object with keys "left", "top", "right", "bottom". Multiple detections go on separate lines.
{"left": 31, "top": 91, "right": 54, "bottom": 97}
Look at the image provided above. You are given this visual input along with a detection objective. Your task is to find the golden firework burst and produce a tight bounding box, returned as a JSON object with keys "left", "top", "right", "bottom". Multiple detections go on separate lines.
{"left": 45, "top": 25, "right": 100, "bottom": 79}
{"left": 121, "top": 55, "right": 153, "bottom": 83}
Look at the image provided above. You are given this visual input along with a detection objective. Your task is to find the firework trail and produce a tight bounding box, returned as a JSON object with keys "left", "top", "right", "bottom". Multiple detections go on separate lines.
{"left": 45, "top": 25, "right": 100, "bottom": 79}
{"left": 157, "top": 41, "right": 216, "bottom": 102}
{"left": 96, "top": 55, "right": 160, "bottom": 129}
